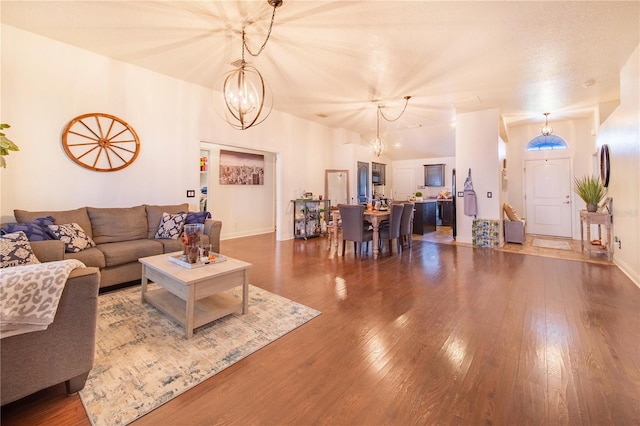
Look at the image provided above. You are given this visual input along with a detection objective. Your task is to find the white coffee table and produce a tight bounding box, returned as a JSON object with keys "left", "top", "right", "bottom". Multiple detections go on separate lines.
{"left": 139, "top": 252, "right": 252, "bottom": 338}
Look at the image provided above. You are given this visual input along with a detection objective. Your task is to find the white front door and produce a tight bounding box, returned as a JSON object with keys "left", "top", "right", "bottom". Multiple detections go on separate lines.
{"left": 393, "top": 167, "right": 415, "bottom": 201}
{"left": 524, "top": 158, "right": 572, "bottom": 237}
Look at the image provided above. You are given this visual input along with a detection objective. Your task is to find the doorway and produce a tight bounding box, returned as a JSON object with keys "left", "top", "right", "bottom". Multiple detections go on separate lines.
{"left": 357, "top": 161, "right": 369, "bottom": 204}
{"left": 524, "top": 158, "right": 572, "bottom": 237}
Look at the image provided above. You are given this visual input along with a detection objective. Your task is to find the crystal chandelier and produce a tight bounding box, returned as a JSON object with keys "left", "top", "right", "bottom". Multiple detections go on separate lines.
{"left": 218, "top": 0, "right": 283, "bottom": 130}
{"left": 370, "top": 96, "right": 411, "bottom": 157}
{"left": 541, "top": 112, "right": 553, "bottom": 136}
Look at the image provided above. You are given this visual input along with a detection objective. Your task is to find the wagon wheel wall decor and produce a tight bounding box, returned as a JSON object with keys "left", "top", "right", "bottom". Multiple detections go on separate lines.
{"left": 62, "top": 113, "right": 140, "bottom": 172}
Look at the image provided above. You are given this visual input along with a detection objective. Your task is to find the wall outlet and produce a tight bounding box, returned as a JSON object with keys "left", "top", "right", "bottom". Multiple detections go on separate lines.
{"left": 458, "top": 192, "right": 464, "bottom": 197}
{"left": 186, "top": 190, "right": 195, "bottom": 198}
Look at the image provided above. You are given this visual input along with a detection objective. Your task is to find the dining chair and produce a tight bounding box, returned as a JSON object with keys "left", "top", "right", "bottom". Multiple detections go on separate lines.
{"left": 399, "top": 202, "right": 414, "bottom": 248}
{"left": 379, "top": 203, "right": 404, "bottom": 254}
{"left": 338, "top": 204, "right": 373, "bottom": 256}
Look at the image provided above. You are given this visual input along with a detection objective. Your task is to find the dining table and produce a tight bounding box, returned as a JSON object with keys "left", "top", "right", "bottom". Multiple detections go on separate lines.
{"left": 330, "top": 208, "right": 391, "bottom": 259}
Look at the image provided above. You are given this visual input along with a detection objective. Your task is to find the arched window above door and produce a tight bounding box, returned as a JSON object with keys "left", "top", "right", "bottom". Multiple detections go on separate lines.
{"left": 526, "top": 134, "right": 568, "bottom": 151}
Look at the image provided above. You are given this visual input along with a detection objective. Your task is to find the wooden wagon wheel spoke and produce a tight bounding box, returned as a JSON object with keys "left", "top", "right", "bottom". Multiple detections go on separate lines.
{"left": 62, "top": 113, "right": 140, "bottom": 172}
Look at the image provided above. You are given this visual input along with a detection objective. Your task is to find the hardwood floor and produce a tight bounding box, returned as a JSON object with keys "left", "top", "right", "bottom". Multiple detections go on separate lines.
{"left": 2, "top": 233, "right": 639, "bottom": 425}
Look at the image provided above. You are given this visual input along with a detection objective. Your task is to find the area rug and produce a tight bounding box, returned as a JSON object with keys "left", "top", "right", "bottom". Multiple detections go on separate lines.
{"left": 79, "top": 283, "right": 320, "bottom": 426}
{"left": 532, "top": 238, "right": 571, "bottom": 250}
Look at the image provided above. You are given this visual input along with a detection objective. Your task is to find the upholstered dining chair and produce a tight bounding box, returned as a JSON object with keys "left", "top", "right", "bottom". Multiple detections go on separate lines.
{"left": 338, "top": 204, "right": 373, "bottom": 256}
{"left": 399, "top": 202, "right": 414, "bottom": 248}
{"left": 379, "top": 203, "right": 404, "bottom": 254}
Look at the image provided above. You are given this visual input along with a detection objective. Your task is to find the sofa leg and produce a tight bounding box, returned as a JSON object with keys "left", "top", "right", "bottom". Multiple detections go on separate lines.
{"left": 65, "top": 372, "right": 90, "bottom": 395}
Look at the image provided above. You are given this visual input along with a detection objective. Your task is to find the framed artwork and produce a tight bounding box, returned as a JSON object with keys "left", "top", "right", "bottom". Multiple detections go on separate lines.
{"left": 219, "top": 150, "right": 264, "bottom": 185}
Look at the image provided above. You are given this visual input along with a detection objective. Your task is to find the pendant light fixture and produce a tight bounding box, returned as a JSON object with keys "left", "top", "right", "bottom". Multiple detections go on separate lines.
{"left": 541, "top": 112, "right": 553, "bottom": 136}
{"left": 217, "top": 0, "right": 283, "bottom": 130}
{"left": 370, "top": 96, "right": 411, "bottom": 157}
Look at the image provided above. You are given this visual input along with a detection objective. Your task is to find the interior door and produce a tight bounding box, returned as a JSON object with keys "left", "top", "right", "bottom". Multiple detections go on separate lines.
{"left": 393, "top": 167, "right": 415, "bottom": 201}
{"left": 524, "top": 158, "right": 572, "bottom": 237}
{"left": 357, "top": 161, "right": 369, "bottom": 204}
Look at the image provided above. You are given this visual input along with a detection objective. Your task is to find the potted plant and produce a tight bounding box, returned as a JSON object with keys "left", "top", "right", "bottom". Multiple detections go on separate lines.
{"left": 573, "top": 175, "right": 606, "bottom": 212}
{"left": 415, "top": 191, "right": 423, "bottom": 201}
{"left": 0, "top": 123, "right": 19, "bottom": 168}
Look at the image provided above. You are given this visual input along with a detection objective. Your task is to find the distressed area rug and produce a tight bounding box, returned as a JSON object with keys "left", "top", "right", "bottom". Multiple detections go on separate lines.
{"left": 532, "top": 238, "right": 572, "bottom": 250}
{"left": 79, "top": 284, "right": 320, "bottom": 426}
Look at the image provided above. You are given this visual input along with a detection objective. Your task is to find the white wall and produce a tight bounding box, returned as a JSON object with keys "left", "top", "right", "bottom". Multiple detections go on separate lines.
{"left": 597, "top": 44, "right": 640, "bottom": 286}
{"left": 455, "top": 109, "right": 502, "bottom": 245}
{"left": 0, "top": 25, "right": 361, "bottom": 241}
{"left": 505, "top": 117, "right": 596, "bottom": 240}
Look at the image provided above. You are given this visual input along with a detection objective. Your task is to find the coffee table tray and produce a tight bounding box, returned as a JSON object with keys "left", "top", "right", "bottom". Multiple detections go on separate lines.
{"left": 168, "top": 253, "right": 227, "bottom": 269}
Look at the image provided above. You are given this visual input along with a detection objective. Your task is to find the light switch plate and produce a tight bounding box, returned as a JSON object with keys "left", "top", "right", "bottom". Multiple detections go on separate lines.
{"left": 186, "top": 190, "right": 195, "bottom": 198}
{"left": 457, "top": 192, "right": 464, "bottom": 197}
{"left": 487, "top": 192, "right": 493, "bottom": 198}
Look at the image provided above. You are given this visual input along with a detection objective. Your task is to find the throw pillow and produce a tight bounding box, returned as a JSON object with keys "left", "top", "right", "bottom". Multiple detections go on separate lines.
{"left": 48, "top": 223, "right": 96, "bottom": 253}
{"left": 184, "top": 211, "right": 211, "bottom": 225}
{"left": 1, "top": 231, "right": 41, "bottom": 268}
{"left": 503, "top": 203, "right": 522, "bottom": 222}
{"left": 154, "top": 212, "right": 187, "bottom": 239}
{"left": 0, "top": 216, "right": 56, "bottom": 241}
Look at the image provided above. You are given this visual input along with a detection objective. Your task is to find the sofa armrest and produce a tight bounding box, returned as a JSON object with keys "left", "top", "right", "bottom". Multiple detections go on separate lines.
{"left": 204, "top": 218, "right": 222, "bottom": 253}
{"left": 1, "top": 266, "right": 100, "bottom": 405}
{"left": 30, "top": 240, "right": 66, "bottom": 262}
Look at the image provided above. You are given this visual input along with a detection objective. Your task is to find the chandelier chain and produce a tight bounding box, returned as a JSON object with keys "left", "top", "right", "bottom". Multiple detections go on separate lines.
{"left": 379, "top": 96, "right": 411, "bottom": 122}
{"left": 242, "top": 3, "right": 279, "bottom": 58}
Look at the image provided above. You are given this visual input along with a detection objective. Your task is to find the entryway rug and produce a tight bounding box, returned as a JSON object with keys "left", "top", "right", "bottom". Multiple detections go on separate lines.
{"left": 532, "top": 238, "right": 572, "bottom": 250}
{"left": 79, "top": 283, "right": 320, "bottom": 426}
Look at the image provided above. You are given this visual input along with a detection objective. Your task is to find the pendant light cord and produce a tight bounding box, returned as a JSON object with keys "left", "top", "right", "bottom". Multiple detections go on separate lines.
{"left": 379, "top": 96, "right": 411, "bottom": 122}
{"left": 243, "top": 2, "right": 280, "bottom": 58}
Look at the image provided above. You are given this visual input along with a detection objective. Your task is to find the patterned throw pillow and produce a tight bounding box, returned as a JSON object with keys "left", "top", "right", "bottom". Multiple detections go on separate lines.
{"left": 0, "top": 216, "right": 56, "bottom": 241}
{"left": 1, "top": 231, "right": 41, "bottom": 268}
{"left": 48, "top": 223, "right": 96, "bottom": 253}
{"left": 183, "top": 211, "right": 211, "bottom": 225}
{"left": 154, "top": 212, "right": 187, "bottom": 239}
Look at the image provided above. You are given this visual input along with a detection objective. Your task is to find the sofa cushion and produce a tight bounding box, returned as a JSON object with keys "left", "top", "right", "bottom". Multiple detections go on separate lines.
{"left": 48, "top": 223, "right": 96, "bottom": 253}
{"left": 97, "top": 239, "right": 163, "bottom": 267}
{"left": 1, "top": 216, "right": 56, "bottom": 241}
{"left": 87, "top": 206, "right": 148, "bottom": 244}
{"left": 154, "top": 212, "right": 187, "bottom": 239}
{"left": 1, "top": 231, "right": 41, "bottom": 268}
{"left": 64, "top": 247, "right": 106, "bottom": 269}
{"left": 145, "top": 204, "right": 189, "bottom": 239}
{"left": 14, "top": 208, "right": 92, "bottom": 239}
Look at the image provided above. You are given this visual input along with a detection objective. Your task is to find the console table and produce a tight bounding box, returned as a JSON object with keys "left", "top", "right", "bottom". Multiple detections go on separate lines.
{"left": 579, "top": 210, "right": 613, "bottom": 260}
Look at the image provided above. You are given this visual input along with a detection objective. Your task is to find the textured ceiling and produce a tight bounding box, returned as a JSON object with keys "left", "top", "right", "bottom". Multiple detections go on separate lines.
{"left": 2, "top": 1, "right": 639, "bottom": 159}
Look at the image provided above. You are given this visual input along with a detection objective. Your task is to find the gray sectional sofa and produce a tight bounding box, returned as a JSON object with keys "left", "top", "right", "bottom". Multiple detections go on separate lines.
{"left": 1, "top": 260, "right": 100, "bottom": 405}
{"left": 13, "top": 203, "right": 222, "bottom": 289}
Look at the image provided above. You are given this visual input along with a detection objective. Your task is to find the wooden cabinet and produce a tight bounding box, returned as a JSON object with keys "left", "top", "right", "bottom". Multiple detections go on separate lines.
{"left": 412, "top": 201, "right": 436, "bottom": 234}
{"left": 424, "top": 164, "right": 445, "bottom": 187}
{"left": 437, "top": 200, "right": 453, "bottom": 226}
{"left": 292, "top": 200, "right": 331, "bottom": 239}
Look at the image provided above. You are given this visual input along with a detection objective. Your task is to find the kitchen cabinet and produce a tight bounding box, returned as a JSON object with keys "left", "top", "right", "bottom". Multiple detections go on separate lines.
{"left": 412, "top": 201, "right": 436, "bottom": 234}
{"left": 292, "top": 199, "right": 331, "bottom": 239}
{"left": 372, "top": 162, "right": 386, "bottom": 186}
{"left": 437, "top": 200, "right": 453, "bottom": 226}
{"left": 424, "top": 164, "right": 445, "bottom": 187}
